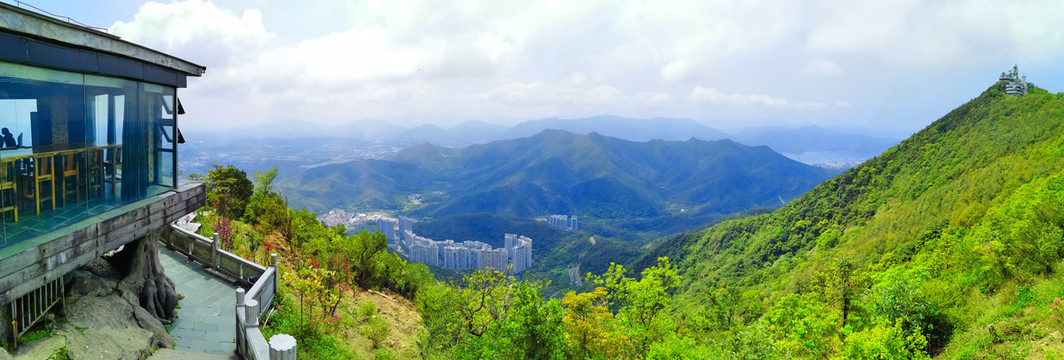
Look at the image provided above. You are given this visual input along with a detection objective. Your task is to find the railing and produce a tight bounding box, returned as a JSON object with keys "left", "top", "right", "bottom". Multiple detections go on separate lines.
{"left": 9, "top": 0, "right": 110, "bottom": 32}
{"left": 9, "top": 276, "right": 63, "bottom": 349}
{"left": 166, "top": 222, "right": 295, "bottom": 359}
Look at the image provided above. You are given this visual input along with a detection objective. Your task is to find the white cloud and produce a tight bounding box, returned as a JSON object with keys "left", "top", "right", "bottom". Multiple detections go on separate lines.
{"left": 613, "top": 0, "right": 803, "bottom": 82}
{"left": 687, "top": 87, "right": 829, "bottom": 110}
{"left": 803, "top": 0, "right": 1064, "bottom": 66}
{"left": 110, "top": 0, "right": 271, "bottom": 67}
{"left": 634, "top": 92, "right": 676, "bottom": 106}
{"left": 102, "top": 0, "right": 1064, "bottom": 134}
{"left": 804, "top": 59, "right": 842, "bottom": 76}
{"left": 480, "top": 81, "right": 628, "bottom": 106}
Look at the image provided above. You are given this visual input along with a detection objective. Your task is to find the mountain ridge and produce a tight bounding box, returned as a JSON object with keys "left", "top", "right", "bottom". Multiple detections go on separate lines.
{"left": 278, "top": 129, "right": 835, "bottom": 237}
{"left": 642, "top": 83, "right": 1064, "bottom": 357}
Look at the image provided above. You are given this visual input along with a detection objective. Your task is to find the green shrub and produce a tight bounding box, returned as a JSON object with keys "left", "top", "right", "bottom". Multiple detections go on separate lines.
{"left": 358, "top": 301, "right": 377, "bottom": 321}
{"left": 17, "top": 329, "right": 52, "bottom": 344}
{"left": 373, "top": 348, "right": 395, "bottom": 360}
{"left": 364, "top": 315, "right": 389, "bottom": 349}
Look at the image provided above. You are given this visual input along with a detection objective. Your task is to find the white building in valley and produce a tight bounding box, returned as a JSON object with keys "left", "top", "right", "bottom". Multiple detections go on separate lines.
{"left": 548, "top": 214, "right": 578, "bottom": 230}
{"left": 396, "top": 221, "right": 533, "bottom": 273}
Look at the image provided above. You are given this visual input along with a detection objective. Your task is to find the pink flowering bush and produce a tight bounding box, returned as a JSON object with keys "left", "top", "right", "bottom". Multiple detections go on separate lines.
{"left": 1051, "top": 298, "right": 1064, "bottom": 327}
{"left": 212, "top": 216, "right": 234, "bottom": 250}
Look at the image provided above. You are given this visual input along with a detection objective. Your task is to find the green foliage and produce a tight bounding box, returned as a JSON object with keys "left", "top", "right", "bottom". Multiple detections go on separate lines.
{"left": 418, "top": 257, "right": 688, "bottom": 359}
{"left": 688, "top": 285, "right": 762, "bottom": 333}
{"left": 47, "top": 346, "right": 68, "bottom": 360}
{"left": 589, "top": 257, "right": 681, "bottom": 356}
{"left": 280, "top": 129, "right": 831, "bottom": 241}
{"left": 373, "top": 348, "right": 396, "bottom": 360}
{"left": 486, "top": 284, "right": 567, "bottom": 360}
{"left": 561, "top": 287, "right": 621, "bottom": 359}
{"left": 243, "top": 167, "right": 294, "bottom": 237}
{"left": 239, "top": 83, "right": 1064, "bottom": 358}
{"left": 357, "top": 301, "right": 377, "bottom": 320}
{"left": 696, "top": 326, "right": 782, "bottom": 359}
{"left": 262, "top": 306, "right": 353, "bottom": 360}
{"left": 417, "top": 269, "right": 567, "bottom": 359}
{"left": 833, "top": 319, "right": 929, "bottom": 360}
{"left": 206, "top": 164, "right": 254, "bottom": 220}
{"left": 282, "top": 266, "right": 342, "bottom": 331}
{"left": 1051, "top": 297, "right": 1064, "bottom": 331}
{"left": 650, "top": 85, "right": 1064, "bottom": 357}
{"left": 760, "top": 293, "right": 842, "bottom": 356}
{"left": 363, "top": 315, "right": 389, "bottom": 349}
{"left": 17, "top": 328, "right": 52, "bottom": 344}
{"left": 264, "top": 289, "right": 356, "bottom": 359}
{"left": 865, "top": 267, "right": 939, "bottom": 339}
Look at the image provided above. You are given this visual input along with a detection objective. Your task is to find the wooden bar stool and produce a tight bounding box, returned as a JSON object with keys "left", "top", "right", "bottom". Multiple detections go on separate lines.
{"left": 85, "top": 147, "right": 104, "bottom": 199}
{"left": 59, "top": 149, "right": 80, "bottom": 205}
{"left": 25, "top": 153, "right": 56, "bottom": 214}
{"left": 0, "top": 160, "right": 17, "bottom": 222}
{"left": 103, "top": 146, "right": 121, "bottom": 195}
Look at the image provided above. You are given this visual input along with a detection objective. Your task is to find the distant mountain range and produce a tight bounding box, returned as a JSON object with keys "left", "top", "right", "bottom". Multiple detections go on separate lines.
{"left": 498, "top": 115, "right": 730, "bottom": 142}
{"left": 398, "top": 117, "right": 900, "bottom": 160}
{"left": 216, "top": 115, "right": 900, "bottom": 167}
{"left": 369, "top": 116, "right": 731, "bottom": 146}
{"left": 730, "top": 125, "right": 899, "bottom": 154}
{"left": 277, "top": 129, "right": 835, "bottom": 235}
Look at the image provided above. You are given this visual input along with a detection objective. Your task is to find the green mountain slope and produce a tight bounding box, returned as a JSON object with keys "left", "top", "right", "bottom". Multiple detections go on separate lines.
{"left": 650, "top": 83, "right": 1064, "bottom": 357}
{"left": 279, "top": 130, "right": 834, "bottom": 237}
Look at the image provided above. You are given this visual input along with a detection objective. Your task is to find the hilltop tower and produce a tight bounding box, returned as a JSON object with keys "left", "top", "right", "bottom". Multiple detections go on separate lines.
{"left": 999, "top": 65, "right": 1028, "bottom": 96}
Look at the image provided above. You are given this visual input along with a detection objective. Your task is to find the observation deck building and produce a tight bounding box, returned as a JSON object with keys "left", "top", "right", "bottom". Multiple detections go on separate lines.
{"left": 0, "top": 3, "right": 206, "bottom": 342}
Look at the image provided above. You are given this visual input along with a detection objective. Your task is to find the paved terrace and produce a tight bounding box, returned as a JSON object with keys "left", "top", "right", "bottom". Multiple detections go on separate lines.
{"left": 158, "top": 245, "right": 238, "bottom": 356}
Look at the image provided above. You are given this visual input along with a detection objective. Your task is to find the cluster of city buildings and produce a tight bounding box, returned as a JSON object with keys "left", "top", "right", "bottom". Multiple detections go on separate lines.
{"left": 318, "top": 209, "right": 370, "bottom": 227}
{"left": 378, "top": 216, "right": 533, "bottom": 273}
{"left": 999, "top": 65, "right": 1029, "bottom": 96}
{"left": 548, "top": 214, "right": 579, "bottom": 230}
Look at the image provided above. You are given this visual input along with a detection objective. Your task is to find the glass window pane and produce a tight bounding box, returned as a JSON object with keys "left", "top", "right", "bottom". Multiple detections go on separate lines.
{"left": 0, "top": 60, "right": 180, "bottom": 247}
{"left": 0, "top": 61, "right": 91, "bottom": 246}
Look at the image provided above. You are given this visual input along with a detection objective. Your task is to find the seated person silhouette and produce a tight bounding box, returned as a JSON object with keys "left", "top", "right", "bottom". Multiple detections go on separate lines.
{"left": 1, "top": 128, "right": 16, "bottom": 149}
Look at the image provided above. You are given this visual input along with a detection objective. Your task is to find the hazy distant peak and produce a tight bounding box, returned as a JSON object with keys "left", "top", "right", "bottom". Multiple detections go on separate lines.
{"left": 504, "top": 115, "right": 729, "bottom": 142}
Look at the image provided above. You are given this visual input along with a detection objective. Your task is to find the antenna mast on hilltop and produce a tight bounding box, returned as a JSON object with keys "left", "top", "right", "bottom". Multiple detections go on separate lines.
{"left": 999, "top": 65, "right": 1028, "bottom": 96}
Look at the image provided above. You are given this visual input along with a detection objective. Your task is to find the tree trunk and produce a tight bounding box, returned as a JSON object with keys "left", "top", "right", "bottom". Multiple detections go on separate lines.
{"left": 108, "top": 228, "right": 179, "bottom": 321}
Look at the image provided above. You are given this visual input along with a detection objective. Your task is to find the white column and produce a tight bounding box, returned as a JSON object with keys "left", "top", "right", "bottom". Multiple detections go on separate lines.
{"left": 268, "top": 334, "right": 297, "bottom": 360}
{"left": 235, "top": 288, "right": 246, "bottom": 356}
{"left": 245, "top": 299, "right": 259, "bottom": 328}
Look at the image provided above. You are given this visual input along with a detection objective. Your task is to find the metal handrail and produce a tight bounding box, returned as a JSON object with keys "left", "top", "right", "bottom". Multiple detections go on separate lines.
{"left": 9, "top": 1, "right": 109, "bottom": 32}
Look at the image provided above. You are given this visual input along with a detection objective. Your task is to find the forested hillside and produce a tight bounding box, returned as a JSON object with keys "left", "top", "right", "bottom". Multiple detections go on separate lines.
{"left": 204, "top": 81, "right": 1064, "bottom": 359}
{"left": 647, "top": 82, "right": 1064, "bottom": 357}
{"left": 279, "top": 129, "right": 833, "bottom": 238}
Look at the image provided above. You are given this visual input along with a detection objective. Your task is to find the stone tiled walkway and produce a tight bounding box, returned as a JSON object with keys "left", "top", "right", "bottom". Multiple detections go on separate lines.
{"left": 158, "top": 245, "right": 238, "bottom": 355}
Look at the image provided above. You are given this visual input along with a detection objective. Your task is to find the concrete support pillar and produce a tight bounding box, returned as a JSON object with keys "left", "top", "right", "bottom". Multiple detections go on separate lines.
{"left": 165, "top": 225, "right": 173, "bottom": 250}
{"left": 245, "top": 299, "right": 259, "bottom": 328}
{"left": 268, "top": 334, "right": 297, "bottom": 360}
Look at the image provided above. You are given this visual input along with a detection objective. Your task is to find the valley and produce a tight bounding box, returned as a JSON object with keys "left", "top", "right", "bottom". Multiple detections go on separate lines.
{"left": 186, "top": 80, "right": 1064, "bottom": 359}
{"left": 7, "top": 2, "right": 1058, "bottom": 359}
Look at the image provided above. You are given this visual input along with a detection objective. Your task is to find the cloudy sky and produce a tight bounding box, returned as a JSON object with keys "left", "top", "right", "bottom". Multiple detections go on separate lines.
{"left": 14, "top": 0, "right": 1064, "bottom": 137}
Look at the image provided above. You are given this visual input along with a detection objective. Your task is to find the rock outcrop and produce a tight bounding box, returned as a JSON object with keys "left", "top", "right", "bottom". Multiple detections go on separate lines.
{"left": 11, "top": 234, "right": 178, "bottom": 359}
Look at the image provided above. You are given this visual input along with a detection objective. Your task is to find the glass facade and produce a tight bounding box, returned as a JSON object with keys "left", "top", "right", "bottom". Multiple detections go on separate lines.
{"left": 0, "top": 61, "right": 178, "bottom": 246}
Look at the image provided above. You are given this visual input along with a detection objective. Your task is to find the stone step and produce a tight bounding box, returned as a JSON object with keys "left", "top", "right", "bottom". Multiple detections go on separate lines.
{"left": 148, "top": 348, "right": 239, "bottom": 360}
